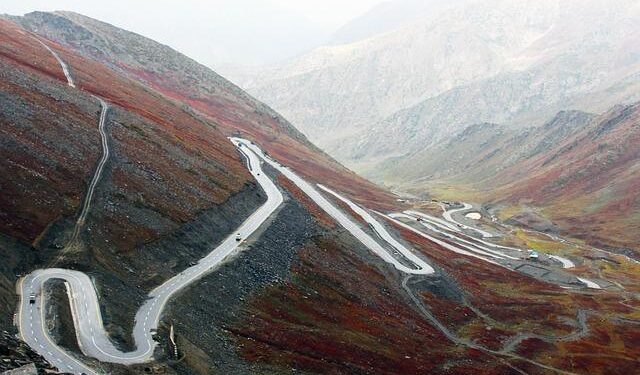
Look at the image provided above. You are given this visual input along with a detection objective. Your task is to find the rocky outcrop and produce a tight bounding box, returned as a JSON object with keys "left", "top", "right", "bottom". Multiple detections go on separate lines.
{"left": 0, "top": 331, "right": 65, "bottom": 374}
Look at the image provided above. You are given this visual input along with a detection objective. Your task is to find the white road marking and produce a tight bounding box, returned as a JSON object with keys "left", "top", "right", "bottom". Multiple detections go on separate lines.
{"left": 17, "top": 139, "right": 284, "bottom": 370}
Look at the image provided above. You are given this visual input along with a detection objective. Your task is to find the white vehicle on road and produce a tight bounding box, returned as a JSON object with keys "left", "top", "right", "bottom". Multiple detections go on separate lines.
{"left": 18, "top": 139, "right": 284, "bottom": 373}
{"left": 18, "top": 138, "right": 438, "bottom": 374}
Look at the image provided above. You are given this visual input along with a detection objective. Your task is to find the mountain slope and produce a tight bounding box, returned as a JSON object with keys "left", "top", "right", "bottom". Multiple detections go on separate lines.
{"left": 0, "top": 13, "right": 491, "bottom": 374}
{"left": 328, "top": 0, "right": 469, "bottom": 45}
{"left": 10, "top": 11, "right": 395, "bottom": 207}
{"left": 241, "top": 0, "right": 640, "bottom": 176}
{"left": 492, "top": 103, "right": 640, "bottom": 254}
{"left": 375, "top": 110, "right": 596, "bottom": 184}
{"left": 397, "top": 104, "right": 640, "bottom": 256}
{"left": 1, "top": 12, "right": 639, "bottom": 375}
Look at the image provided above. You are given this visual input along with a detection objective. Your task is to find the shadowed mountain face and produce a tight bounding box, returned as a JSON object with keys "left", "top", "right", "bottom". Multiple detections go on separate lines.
{"left": 491, "top": 103, "right": 640, "bottom": 255}
{"left": 375, "top": 110, "right": 597, "bottom": 185}
{"left": 1, "top": 10, "right": 640, "bottom": 375}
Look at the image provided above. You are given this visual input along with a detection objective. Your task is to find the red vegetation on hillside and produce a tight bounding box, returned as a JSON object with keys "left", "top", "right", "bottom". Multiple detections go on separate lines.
{"left": 0, "top": 20, "right": 253, "bottom": 252}
{"left": 112, "top": 56, "right": 399, "bottom": 212}
{"left": 233, "top": 238, "right": 511, "bottom": 374}
{"left": 493, "top": 103, "right": 640, "bottom": 253}
{"left": 2, "top": 15, "right": 638, "bottom": 375}
{"left": 0, "top": 63, "right": 96, "bottom": 243}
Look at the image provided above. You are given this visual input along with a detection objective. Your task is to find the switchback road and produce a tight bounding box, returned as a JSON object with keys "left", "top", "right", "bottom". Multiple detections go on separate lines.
{"left": 18, "top": 140, "right": 283, "bottom": 372}
{"left": 19, "top": 138, "right": 438, "bottom": 374}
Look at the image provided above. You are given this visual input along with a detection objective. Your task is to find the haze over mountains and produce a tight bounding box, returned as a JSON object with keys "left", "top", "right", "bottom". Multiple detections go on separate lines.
{"left": 1, "top": 3, "right": 640, "bottom": 375}
{"left": 328, "top": 0, "right": 469, "bottom": 45}
{"left": 238, "top": 0, "right": 640, "bottom": 176}
{"left": 229, "top": 0, "right": 640, "bottom": 254}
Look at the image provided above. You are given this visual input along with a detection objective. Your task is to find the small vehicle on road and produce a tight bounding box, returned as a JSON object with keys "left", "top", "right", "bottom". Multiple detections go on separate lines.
{"left": 29, "top": 293, "right": 36, "bottom": 304}
{"left": 235, "top": 234, "right": 242, "bottom": 242}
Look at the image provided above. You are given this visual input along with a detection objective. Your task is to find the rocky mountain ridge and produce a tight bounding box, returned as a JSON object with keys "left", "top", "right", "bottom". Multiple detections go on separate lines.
{"left": 393, "top": 102, "right": 640, "bottom": 256}
{"left": 238, "top": 0, "right": 640, "bottom": 178}
{"left": 1, "top": 11, "right": 639, "bottom": 375}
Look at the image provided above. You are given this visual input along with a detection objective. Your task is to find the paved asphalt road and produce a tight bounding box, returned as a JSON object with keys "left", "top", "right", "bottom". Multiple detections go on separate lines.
{"left": 381, "top": 212, "right": 504, "bottom": 266}
{"left": 317, "top": 184, "right": 434, "bottom": 275}
{"left": 15, "top": 35, "right": 492, "bottom": 373}
{"left": 237, "top": 139, "right": 435, "bottom": 276}
{"left": 16, "top": 39, "right": 442, "bottom": 371}
{"left": 385, "top": 209, "right": 602, "bottom": 289}
{"left": 440, "top": 203, "right": 495, "bottom": 238}
{"left": 18, "top": 137, "right": 438, "bottom": 373}
{"left": 393, "top": 212, "right": 518, "bottom": 261}
{"left": 18, "top": 139, "right": 284, "bottom": 372}
{"left": 404, "top": 209, "right": 462, "bottom": 233}
{"left": 16, "top": 135, "right": 601, "bottom": 374}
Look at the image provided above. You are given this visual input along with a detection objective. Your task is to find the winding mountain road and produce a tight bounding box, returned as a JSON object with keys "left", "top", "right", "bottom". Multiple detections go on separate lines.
{"left": 62, "top": 99, "right": 110, "bottom": 252}
{"left": 379, "top": 212, "right": 503, "bottom": 266}
{"left": 404, "top": 210, "right": 461, "bottom": 233}
{"left": 18, "top": 140, "right": 283, "bottom": 373}
{"left": 389, "top": 210, "right": 604, "bottom": 290}
{"left": 32, "top": 36, "right": 76, "bottom": 87}
{"left": 440, "top": 203, "right": 494, "bottom": 238}
{"left": 13, "top": 32, "right": 603, "bottom": 375}
{"left": 317, "top": 185, "right": 435, "bottom": 274}
{"left": 236, "top": 139, "right": 435, "bottom": 275}
{"left": 18, "top": 138, "right": 439, "bottom": 374}
{"left": 32, "top": 35, "right": 110, "bottom": 256}
{"left": 390, "top": 212, "right": 517, "bottom": 263}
